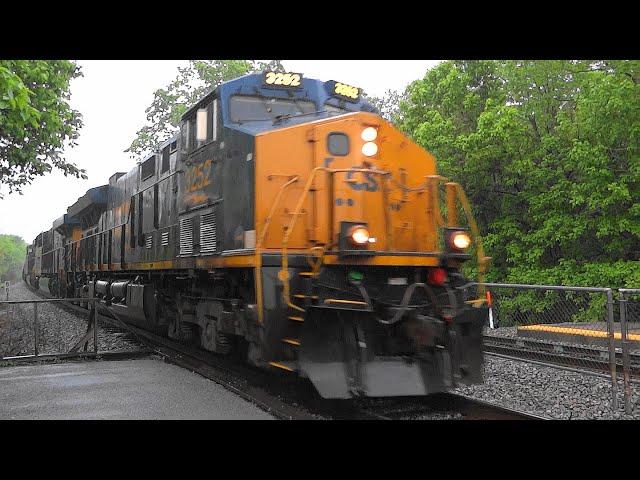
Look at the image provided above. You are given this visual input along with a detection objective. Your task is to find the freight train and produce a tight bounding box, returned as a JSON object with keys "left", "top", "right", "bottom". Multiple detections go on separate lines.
{"left": 23, "top": 71, "right": 488, "bottom": 398}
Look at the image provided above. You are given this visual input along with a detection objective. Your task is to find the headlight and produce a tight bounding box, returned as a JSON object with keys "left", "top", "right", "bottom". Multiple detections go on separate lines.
{"left": 362, "top": 142, "right": 378, "bottom": 157}
{"left": 361, "top": 127, "right": 378, "bottom": 142}
{"left": 348, "top": 225, "right": 370, "bottom": 245}
{"left": 452, "top": 231, "right": 471, "bottom": 250}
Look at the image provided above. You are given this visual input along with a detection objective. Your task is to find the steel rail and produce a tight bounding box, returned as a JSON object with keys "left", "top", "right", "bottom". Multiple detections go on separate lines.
{"left": 354, "top": 393, "right": 548, "bottom": 420}
{"left": 483, "top": 335, "right": 640, "bottom": 378}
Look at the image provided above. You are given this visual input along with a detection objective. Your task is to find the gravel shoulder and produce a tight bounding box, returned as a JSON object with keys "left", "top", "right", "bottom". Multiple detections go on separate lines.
{"left": 455, "top": 354, "right": 640, "bottom": 419}
{"left": 0, "top": 282, "right": 141, "bottom": 357}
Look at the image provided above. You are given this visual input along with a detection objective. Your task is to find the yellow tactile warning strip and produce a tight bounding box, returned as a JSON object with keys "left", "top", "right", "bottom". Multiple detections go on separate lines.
{"left": 518, "top": 325, "right": 640, "bottom": 341}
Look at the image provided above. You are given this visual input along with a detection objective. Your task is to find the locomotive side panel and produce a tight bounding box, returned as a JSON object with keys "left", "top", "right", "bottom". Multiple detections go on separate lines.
{"left": 177, "top": 100, "right": 255, "bottom": 256}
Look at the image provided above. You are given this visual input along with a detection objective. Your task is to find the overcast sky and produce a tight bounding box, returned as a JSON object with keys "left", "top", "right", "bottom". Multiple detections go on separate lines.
{"left": 0, "top": 60, "right": 440, "bottom": 242}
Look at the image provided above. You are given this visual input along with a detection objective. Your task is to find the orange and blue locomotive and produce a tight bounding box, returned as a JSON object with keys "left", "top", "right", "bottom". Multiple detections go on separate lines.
{"left": 24, "top": 71, "right": 488, "bottom": 398}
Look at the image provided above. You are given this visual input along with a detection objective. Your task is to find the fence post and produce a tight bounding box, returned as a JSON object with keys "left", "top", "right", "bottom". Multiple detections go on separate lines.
{"left": 619, "top": 291, "right": 632, "bottom": 414}
{"left": 605, "top": 289, "right": 618, "bottom": 411}
{"left": 92, "top": 302, "right": 98, "bottom": 355}
{"left": 33, "top": 302, "right": 39, "bottom": 357}
{"left": 5, "top": 281, "right": 9, "bottom": 301}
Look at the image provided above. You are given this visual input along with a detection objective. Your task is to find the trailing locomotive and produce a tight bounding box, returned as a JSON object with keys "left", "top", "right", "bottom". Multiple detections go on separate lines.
{"left": 24, "top": 71, "right": 488, "bottom": 398}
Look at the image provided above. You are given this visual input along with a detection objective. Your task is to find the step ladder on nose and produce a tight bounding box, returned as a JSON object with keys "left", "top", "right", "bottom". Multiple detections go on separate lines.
{"left": 268, "top": 268, "right": 320, "bottom": 373}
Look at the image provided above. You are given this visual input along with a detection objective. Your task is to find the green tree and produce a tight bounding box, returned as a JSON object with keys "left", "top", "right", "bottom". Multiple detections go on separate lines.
{"left": 127, "top": 60, "right": 284, "bottom": 157}
{"left": 366, "top": 89, "right": 406, "bottom": 124}
{"left": 399, "top": 60, "right": 640, "bottom": 288}
{"left": 0, "top": 234, "right": 26, "bottom": 282}
{"left": 0, "top": 60, "right": 84, "bottom": 197}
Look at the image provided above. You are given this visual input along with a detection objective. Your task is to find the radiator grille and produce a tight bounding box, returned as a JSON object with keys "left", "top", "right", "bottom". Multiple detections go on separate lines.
{"left": 179, "top": 217, "right": 193, "bottom": 255}
{"left": 145, "top": 234, "right": 153, "bottom": 249}
{"left": 161, "top": 231, "right": 169, "bottom": 246}
{"left": 200, "top": 212, "right": 217, "bottom": 254}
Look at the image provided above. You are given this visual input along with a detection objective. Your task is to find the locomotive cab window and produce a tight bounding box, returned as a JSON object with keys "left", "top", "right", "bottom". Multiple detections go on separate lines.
{"left": 210, "top": 99, "right": 218, "bottom": 142}
{"left": 181, "top": 122, "right": 190, "bottom": 152}
{"left": 196, "top": 108, "right": 207, "bottom": 143}
{"left": 184, "top": 98, "right": 218, "bottom": 153}
{"left": 325, "top": 103, "right": 351, "bottom": 116}
{"left": 141, "top": 155, "right": 155, "bottom": 181}
{"left": 229, "top": 95, "right": 316, "bottom": 123}
{"left": 161, "top": 145, "right": 170, "bottom": 174}
{"left": 161, "top": 140, "right": 177, "bottom": 174}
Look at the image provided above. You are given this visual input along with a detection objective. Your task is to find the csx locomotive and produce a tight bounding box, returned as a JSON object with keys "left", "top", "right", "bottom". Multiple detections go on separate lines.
{"left": 23, "top": 71, "right": 488, "bottom": 398}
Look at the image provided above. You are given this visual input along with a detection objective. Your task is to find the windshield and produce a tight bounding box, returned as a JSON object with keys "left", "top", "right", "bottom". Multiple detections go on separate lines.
{"left": 324, "top": 103, "right": 352, "bottom": 117}
{"left": 229, "top": 95, "right": 316, "bottom": 123}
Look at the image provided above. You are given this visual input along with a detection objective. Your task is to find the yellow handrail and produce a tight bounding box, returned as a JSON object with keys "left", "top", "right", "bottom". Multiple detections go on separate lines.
{"left": 280, "top": 167, "right": 391, "bottom": 311}
{"left": 256, "top": 176, "right": 299, "bottom": 249}
{"left": 255, "top": 176, "right": 299, "bottom": 324}
{"left": 425, "top": 177, "right": 490, "bottom": 302}
{"left": 452, "top": 183, "right": 490, "bottom": 303}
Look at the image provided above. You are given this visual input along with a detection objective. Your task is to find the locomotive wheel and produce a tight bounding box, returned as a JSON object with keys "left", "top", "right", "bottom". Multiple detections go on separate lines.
{"left": 168, "top": 317, "right": 181, "bottom": 340}
{"left": 50, "top": 278, "right": 60, "bottom": 297}
{"left": 167, "top": 316, "right": 196, "bottom": 342}
{"left": 200, "top": 320, "right": 232, "bottom": 354}
{"left": 215, "top": 332, "right": 232, "bottom": 355}
{"left": 180, "top": 323, "right": 196, "bottom": 343}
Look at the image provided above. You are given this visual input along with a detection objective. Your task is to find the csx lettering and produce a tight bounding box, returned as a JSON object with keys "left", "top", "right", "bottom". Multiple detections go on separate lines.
{"left": 264, "top": 72, "right": 301, "bottom": 87}
{"left": 334, "top": 82, "right": 359, "bottom": 99}
{"left": 346, "top": 168, "right": 378, "bottom": 192}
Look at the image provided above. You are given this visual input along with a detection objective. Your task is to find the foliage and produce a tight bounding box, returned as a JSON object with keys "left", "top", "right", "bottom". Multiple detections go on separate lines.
{"left": 366, "top": 89, "right": 406, "bottom": 124}
{"left": 399, "top": 60, "right": 640, "bottom": 289}
{"left": 127, "top": 60, "right": 285, "bottom": 157}
{"left": 0, "top": 234, "right": 26, "bottom": 282}
{"left": 0, "top": 60, "right": 84, "bottom": 197}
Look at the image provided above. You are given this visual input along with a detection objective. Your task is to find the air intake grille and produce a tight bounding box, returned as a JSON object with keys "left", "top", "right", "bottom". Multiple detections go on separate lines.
{"left": 145, "top": 234, "right": 153, "bottom": 249}
{"left": 200, "top": 212, "right": 217, "bottom": 254}
{"left": 161, "top": 231, "right": 169, "bottom": 246}
{"left": 179, "top": 217, "right": 193, "bottom": 256}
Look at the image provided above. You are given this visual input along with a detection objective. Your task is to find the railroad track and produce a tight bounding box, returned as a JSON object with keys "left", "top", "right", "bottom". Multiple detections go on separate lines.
{"left": 354, "top": 393, "right": 547, "bottom": 420}
{"left": 20, "top": 284, "right": 545, "bottom": 420}
{"left": 483, "top": 334, "right": 640, "bottom": 378}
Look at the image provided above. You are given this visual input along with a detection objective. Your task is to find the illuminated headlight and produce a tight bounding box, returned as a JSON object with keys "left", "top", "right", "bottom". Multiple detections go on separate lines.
{"left": 349, "top": 225, "right": 370, "bottom": 245}
{"left": 452, "top": 231, "right": 471, "bottom": 250}
{"left": 361, "top": 127, "right": 378, "bottom": 142}
{"left": 362, "top": 142, "right": 378, "bottom": 157}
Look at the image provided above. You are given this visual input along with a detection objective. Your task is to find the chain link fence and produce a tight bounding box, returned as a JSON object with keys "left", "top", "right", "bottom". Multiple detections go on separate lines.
{"left": 462, "top": 282, "right": 628, "bottom": 416}
{"left": 0, "top": 283, "right": 144, "bottom": 361}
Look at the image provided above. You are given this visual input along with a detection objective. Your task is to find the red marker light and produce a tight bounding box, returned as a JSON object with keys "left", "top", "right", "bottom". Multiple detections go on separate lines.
{"left": 427, "top": 268, "right": 447, "bottom": 286}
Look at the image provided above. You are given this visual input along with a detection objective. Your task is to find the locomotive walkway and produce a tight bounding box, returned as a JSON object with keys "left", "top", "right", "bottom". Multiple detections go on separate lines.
{"left": 0, "top": 357, "right": 274, "bottom": 420}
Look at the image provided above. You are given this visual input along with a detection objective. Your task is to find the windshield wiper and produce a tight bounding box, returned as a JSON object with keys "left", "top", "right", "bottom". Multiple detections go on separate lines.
{"left": 286, "top": 90, "right": 308, "bottom": 115}
{"left": 234, "top": 117, "right": 273, "bottom": 125}
{"left": 273, "top": 110, "right": 328, "bottom": 125}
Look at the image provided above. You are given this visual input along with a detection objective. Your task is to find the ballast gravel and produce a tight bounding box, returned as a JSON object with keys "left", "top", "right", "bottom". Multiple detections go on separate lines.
{"left": 454, "top": 355, "right": 640, "bottom": 420}
{"left": 0, "top": 282, "right": 141, "bottom": 357}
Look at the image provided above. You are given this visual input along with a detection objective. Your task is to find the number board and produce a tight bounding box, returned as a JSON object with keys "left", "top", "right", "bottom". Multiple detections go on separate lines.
{"left": 325, "top": 80, "right": 360, "bottom": 102}
{"left": 263, "top": 71, "right": 303, "bottom": 89}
